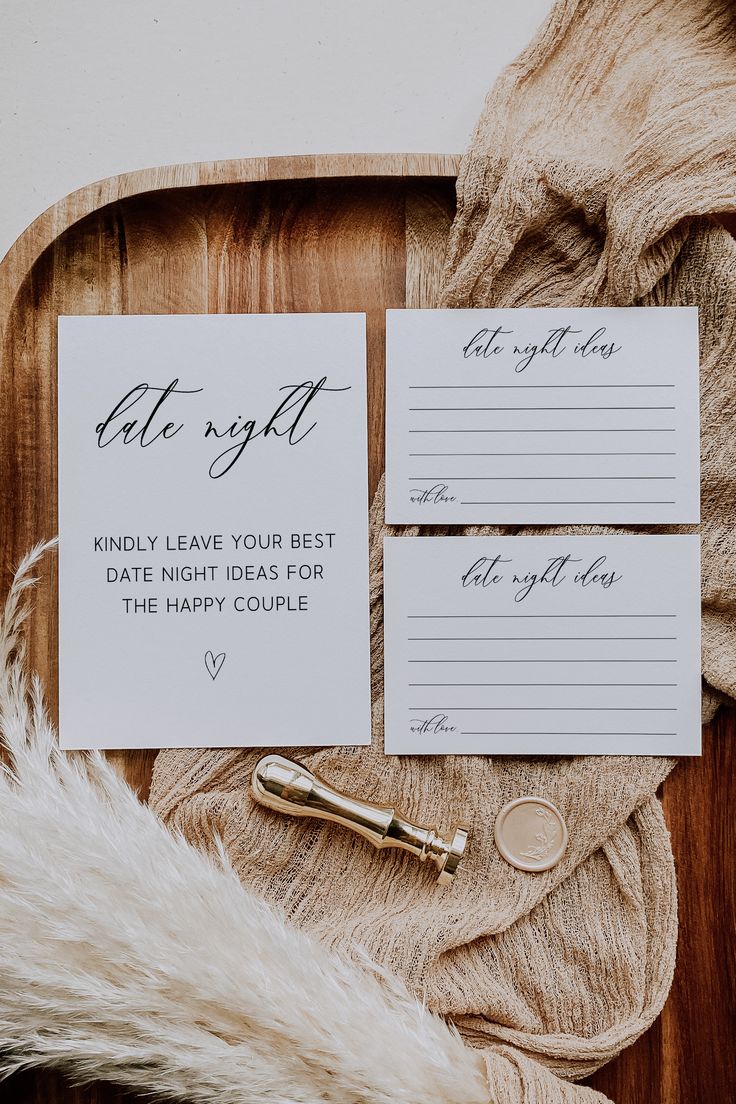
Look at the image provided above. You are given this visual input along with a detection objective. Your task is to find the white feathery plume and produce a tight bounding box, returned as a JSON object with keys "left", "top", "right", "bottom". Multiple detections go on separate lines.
{"left": 0, "top": 542, "right": 490, "bottom": 1104}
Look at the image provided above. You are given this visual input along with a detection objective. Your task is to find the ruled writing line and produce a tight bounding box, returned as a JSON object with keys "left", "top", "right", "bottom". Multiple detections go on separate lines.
{"left": 459, "top": 500, "right": 677, "bottom": 505}
{"left": 408, "top": 675, "right": 675, "bottom": 684}
{"left": 410, "top": 476, "right": 676, "bottom": 481}
{"left": 459, "top": 731, "right": 677, "bottom": 736}
{"left": 408, "top": 384, "right": 677, "bottom": 390}
{"left": 408, "top": 659, "right": 676, "bottom": 664}
{"left": 409, "top": 451, "right": 677, "bottom": 457}
{"left": 410, "top": 405, "right": 676, "bottom": 412}
{"left": 409, "top": 697, "right": 676, "bottom": 702}
{"left": 408, "top": 636, "right": 678, "bottom": 641}
{"left": 407, "top": 614, "right": 677, "bottom": 618}
{"left": 409, "top": 428, "right": 676, "bottom": 433}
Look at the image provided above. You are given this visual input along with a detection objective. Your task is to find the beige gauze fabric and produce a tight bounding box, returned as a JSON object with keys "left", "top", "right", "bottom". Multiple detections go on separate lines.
{"left": 150, "top": 1, "right": 736, "bottom": 1100}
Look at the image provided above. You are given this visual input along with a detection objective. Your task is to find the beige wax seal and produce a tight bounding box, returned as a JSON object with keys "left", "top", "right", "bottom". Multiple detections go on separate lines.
{"left": 494, "top": 797, "right": 568, "bottom": 872}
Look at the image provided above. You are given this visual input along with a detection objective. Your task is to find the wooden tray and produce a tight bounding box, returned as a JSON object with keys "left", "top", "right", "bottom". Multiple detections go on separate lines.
{"left": 0, "top": 153, "right": 732, "bottom": 1104}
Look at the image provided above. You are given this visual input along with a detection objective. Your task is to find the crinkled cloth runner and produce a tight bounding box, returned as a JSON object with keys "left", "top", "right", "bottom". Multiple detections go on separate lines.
{"left": 150, "top": 1, "right": 736, "bottom": 1099}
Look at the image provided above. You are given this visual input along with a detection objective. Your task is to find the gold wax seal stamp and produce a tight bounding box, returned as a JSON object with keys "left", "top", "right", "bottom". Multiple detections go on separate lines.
{"left": 494, "top": 796, "right": 568, "bottom": 872}
{"left": 252, "top": 754, "right": 469, "bottom": 885}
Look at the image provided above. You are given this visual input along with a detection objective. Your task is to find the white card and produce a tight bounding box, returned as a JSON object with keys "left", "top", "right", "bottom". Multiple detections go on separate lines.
{"left": 385, "top": 307, "right": 700, "bottom": 525}
{"left": 384, "top": 535, "right": 701, "bottom": 756}
{"left": 58, "top": 313, "right": 370, "bottom": 750}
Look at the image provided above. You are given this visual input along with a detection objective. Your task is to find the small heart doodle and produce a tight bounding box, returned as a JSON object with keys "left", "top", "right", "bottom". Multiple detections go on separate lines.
{"left": 204, "top": 650, "right": 226, "bottom": 680}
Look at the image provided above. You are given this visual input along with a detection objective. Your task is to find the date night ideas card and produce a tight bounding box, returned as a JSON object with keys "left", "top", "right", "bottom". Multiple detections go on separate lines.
{"left": 385, "top": 307, "right": 700, "bottom": 525}
{"left": 383, "top": 535, "right": 701, "bottom": 756}
{"left": 58, "top": 313, "right": 370, "bottom": 750}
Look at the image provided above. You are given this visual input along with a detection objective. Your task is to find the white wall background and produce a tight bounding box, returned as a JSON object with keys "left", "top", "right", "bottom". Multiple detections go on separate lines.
{"left": 0, "top": 0, "right": 552, "bottom": 261}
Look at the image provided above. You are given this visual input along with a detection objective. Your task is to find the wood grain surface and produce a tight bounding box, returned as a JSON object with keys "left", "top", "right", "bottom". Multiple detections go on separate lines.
{"left": 0, "top": 155, "right": 733, "bottom": 1104}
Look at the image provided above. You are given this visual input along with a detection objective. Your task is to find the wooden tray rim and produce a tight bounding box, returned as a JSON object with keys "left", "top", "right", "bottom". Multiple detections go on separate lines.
{"left": 0, "top": 151, "right": 461, "bottom": 338}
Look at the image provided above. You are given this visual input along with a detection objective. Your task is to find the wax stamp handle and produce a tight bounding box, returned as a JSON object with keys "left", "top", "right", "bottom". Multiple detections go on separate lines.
{"left": 251, "top": 754, "right": 469, "bottom": 885}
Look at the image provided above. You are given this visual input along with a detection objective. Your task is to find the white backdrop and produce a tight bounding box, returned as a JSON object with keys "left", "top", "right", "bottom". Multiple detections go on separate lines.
{"left": 0, "top": 0, "right": 551, "bottom": 261}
